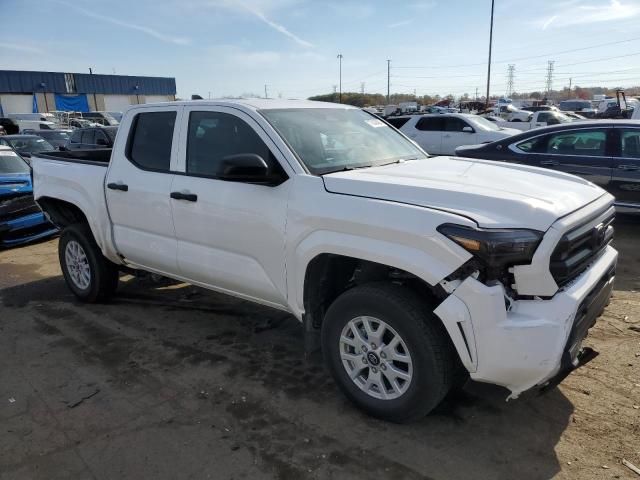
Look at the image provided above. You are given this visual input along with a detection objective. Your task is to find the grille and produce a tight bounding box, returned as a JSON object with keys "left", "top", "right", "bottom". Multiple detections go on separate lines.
{"left": 0, "top": 194, "right": 41, "bottom": 222}
{"left": 550, "top": 210, "right": 614, "bottom": 287}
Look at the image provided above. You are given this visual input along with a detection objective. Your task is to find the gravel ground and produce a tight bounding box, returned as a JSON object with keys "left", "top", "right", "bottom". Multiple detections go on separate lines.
{"left": 0, "top": 216, "right": 639, "bottom": 480}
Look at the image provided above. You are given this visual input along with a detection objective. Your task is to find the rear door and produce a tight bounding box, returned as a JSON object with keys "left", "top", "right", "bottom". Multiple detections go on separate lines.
{"left": 105, "top": 106, "right": 182, "bottom": 273}
{"left": 538, "top": 127, "right": 612, "bottom": 189}
{"left": 441, "top": 117, "right": 477, "bottom": 155}
{"left": 410, "top": 117, "right": 444, "bottom": 154}
{"left": 81, "top": 129, "right": 96, "bottom": 149}
{"left": 610, "top": 127, "right": 640, "bottom": 208}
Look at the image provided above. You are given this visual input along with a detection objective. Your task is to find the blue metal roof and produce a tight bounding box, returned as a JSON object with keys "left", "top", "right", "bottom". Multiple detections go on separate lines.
{"left": 0, "top": 70, "right": 176, "bottom": 95}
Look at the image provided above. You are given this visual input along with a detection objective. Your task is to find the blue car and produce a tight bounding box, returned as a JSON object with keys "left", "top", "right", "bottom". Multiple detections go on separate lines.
{"left": 0, "top": 146, "right": 57, "bottom": 247}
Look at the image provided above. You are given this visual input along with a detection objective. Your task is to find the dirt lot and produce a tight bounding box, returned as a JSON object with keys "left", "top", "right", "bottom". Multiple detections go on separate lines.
{"left": 1, "top": 217, "right": 639, "bottom": 480}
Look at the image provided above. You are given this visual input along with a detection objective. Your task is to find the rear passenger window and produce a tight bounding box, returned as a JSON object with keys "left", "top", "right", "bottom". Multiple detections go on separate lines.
{"left": 415, "top": 117, "right": 444, "bottom": 131}
{"left": 128, "top": 111, "right": 176, "bottom": 171}
{"left": 69, "top": 131, "right": 81, "bottom": 144}
{"left": 186, "top": 111, "right": 277, "bottom": 178}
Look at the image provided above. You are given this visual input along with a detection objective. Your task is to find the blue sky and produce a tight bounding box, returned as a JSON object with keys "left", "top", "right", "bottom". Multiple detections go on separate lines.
{"left": 2, "top": 0, "right": 640, "bottom": 100}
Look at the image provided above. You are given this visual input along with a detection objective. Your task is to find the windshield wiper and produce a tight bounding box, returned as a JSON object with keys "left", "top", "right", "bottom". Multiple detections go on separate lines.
{"left": 320, "top": 164, "right": 374, "bottom": 175}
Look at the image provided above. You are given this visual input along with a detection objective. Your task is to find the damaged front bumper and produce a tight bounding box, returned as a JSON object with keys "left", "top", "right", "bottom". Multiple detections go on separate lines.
{"left": 434, "top": 245, "right": 617, "bottom": 399}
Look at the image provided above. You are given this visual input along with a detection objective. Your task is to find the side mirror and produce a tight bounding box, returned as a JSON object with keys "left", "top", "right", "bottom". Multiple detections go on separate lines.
{"left": 219, "top": 153, "right": 271, "bottom": 183}
{"left": 462, "top": 126, "right": 474, "bottom": 133}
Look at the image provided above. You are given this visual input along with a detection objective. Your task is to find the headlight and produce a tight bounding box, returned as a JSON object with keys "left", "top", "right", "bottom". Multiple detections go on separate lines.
{"left": 437, "top": 224, "right": 543, "bottom": 269}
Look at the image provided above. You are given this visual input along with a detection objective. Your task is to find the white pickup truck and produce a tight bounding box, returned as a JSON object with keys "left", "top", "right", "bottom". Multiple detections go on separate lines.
{"left": 31, "top": 99, "right": 617, "bottom": 422}
{"left": 505, "top": 111, "right": 578, "bottom": 131}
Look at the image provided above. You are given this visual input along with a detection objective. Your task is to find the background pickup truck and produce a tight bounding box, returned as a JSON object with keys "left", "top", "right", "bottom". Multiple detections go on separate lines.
{"left": 31, "top": 99, "right": 617, "bottom": 422}
{"left": 498, "top": 110, "right": 578, "bottom": 131}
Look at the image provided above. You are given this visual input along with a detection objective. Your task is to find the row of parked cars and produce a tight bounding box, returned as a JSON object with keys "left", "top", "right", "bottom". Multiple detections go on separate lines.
{"left": 384, "top": 111, "right": 640, "bottom": 211}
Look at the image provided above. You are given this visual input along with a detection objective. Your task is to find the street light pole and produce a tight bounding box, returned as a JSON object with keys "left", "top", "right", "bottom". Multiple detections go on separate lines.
{"left": 485, "top": 0, "right": 495, "bottom": 110}
{"left": 387, "top": 59, "right": 391, "bottom": 104}
{"left": 337, "top": 54, "right": 343, "bottom": 103}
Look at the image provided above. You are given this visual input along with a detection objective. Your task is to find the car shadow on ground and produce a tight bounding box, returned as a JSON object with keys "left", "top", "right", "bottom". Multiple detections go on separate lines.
{"left": 1, "top": 273, "right": 573, "bottom": 479}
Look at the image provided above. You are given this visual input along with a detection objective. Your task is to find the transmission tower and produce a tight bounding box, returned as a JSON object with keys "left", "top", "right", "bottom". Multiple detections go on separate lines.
{"left": 545, "top": 60, "right": 555, "bottom": 99}
{"left": 360, "top": 82, "right": 365, "bottom": 94}
{"left": 506, "top": 64, "right": 515, "bottom": 97}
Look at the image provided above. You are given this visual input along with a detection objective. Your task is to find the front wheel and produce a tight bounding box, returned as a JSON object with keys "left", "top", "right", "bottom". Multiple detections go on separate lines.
{"left": 321, "top": 283, "right": 455, "bottom": 422}
{"left": 58, "top": 223, "right": 119, "bottom": 303}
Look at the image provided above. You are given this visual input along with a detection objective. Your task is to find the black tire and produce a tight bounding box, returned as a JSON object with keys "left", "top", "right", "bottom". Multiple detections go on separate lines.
{"left": 321, "top": 283, "right": 455, "bottom": 422}
{"left": 58, "top": 223, "right": 119, "bottom": 303}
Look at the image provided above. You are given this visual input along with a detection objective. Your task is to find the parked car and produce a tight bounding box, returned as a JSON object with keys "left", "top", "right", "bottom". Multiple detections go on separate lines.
{"left": 31, "top": 99, "right": 617, "bottom": 421}
{"left": 0, "top": 135, "right": 55, "bottom": 159}
{"left": 15, "top": 120, "right": 58, "bottom": 132}
{"left": 563, "top": 112, "right": 588, "bottom": 120}
{"left": 0, "top": 146, "right": 57, "bottom": 247}
{"left": 494, "top": 104, "right": 531, "bottom": 122}
{"left": 22, "top": 129, "right": 73, "bottom": 148}
{"left": 456, "top": 120, "right": 640, "bottom": 212}
{"left": 0, "top": 118, "right": 20, "bottom": 135}
{"left": 63, "top": 126, "right": 117, "bottom": 150}
{"left": 397, "top": 113, "right": 520, "bottom": 155}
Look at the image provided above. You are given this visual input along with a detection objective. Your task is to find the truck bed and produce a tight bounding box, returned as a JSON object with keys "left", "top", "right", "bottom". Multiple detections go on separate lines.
{"left": 36, "top": 149, "right": 112, "bottom": 166}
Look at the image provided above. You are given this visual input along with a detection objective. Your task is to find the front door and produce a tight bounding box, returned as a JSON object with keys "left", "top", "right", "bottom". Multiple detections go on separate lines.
{"left": 610, "top": 127, "right": 640, "bottom": 208}
{"left": 170, "top": 106, "right": 292, "bottom": 307}
{"left": 441, "top": 117, "right": 477, "bottom": 155}
{"left": 105, "top": 106, "right": 182, "bottom": 273}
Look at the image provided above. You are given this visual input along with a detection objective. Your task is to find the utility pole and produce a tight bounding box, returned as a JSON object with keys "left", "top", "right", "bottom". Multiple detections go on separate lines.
{"left": 387, "top": 59, "right": 391, "bottom": 104}
{"left": 545, "top": 60, "right": 555, "bottom": 102}
{"left": 264, "top": 84, "right": 269, "bottom": 99}
{"left": 568, "top": 77, "right": 572, "bottom": 99}
{"left": 485, "top": 0, "right": 495, "bottom": 109}
{"left": 337, "top": 54, "right": 343, "bottom": 103}
{"left": 506, "top": 64, "right": 515, "bottom": 97}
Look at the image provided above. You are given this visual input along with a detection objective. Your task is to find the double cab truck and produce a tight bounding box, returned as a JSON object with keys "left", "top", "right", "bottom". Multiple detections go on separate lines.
{"left": 31, "top": 99, "right": 618, "bottom": 422}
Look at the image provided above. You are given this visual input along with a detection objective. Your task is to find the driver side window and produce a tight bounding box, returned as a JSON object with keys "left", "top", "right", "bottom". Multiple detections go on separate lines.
{"left": 186, "top": 111, "right": 280, "bottom": 178}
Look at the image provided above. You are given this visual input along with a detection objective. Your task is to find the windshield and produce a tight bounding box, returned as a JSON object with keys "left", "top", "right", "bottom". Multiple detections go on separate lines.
{"left": 0, "top": 151, "right": 29, "bottom": 174}
{"left": 7, "top": 137, "right": 54, "bottom": 153}
{"left": 470, "top": 116, "right": 500, "bottom": 131}
{"left": 553, "top": 112, "right": 574, "bottom": 123}
{"left": 260, "top": 108, "right": 427, "bottom": 175}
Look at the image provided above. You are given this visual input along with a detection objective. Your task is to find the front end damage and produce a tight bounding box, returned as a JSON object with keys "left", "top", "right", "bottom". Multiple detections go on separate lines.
{"left": 433, "top": 201, "right": 618, "bottom": 399}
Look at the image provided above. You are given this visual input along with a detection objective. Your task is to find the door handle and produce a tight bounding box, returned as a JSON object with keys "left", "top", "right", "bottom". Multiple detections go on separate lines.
{"left": 618, "top": 164, "right": 640, "bottom": 171}
{"left": 540, "top": 160, "right": 559, "bottom": 166}
{"left": 107, "top": 182, "right": 128, "bottom": 191}
{"left": 170, "top": 191, "right": 198, "bottom": 202}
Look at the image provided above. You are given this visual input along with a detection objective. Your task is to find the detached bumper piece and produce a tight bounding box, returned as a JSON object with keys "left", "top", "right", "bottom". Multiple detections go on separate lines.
{"left": 0, "top": 212, "right": 58, "bottom": 248}
{"left": 540, "top": 265, "right": 615, "bottom": 393}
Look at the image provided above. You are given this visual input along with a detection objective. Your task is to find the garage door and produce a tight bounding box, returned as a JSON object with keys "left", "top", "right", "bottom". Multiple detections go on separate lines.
{"left": 0, "top": 94, "right": 34, "bottom": 115}
{"left": 103, "top": 95, "right": 133, "bottom": 112}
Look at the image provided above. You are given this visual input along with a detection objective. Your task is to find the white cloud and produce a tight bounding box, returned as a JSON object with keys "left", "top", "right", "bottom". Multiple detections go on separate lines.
{"left": 541, "top": 15, "right": 557, "bottom": 30}
{"left": 0, "top": 42, "right": 44, "bottom": 54}
{"left": 535, "top": 0, "right": 640, "bottom": 29}
{"left": 52, "top": 0, "right": 191, "bottom": 45}
{"left": 388, "top": 19, "right": 413, "bottom": 28}
{"left": 239, "top": 2, "right": 313, "bottom": 47}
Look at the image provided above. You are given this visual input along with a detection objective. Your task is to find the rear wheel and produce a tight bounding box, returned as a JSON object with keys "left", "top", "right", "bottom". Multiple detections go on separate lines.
{"left": 321, "top": 283, "right": 455, "bottom": 422}
{"left": 58, "top": 223, "right": 119, "bottom": 303}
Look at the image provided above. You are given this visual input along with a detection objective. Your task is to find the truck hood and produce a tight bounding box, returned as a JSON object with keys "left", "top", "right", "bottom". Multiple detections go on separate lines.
{"left": 322, "top": 157, "right": 607, "bottom": 231}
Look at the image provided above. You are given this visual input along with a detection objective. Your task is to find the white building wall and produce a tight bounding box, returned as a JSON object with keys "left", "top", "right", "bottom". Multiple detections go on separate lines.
{"left": 144, "top": 95, "right": 174, "bottom": 104}
{"left": 103, "top": 95, "right": 134, "bottom": 112}
{"left": 0, "top": 94, "right": 33, "bottom": 114}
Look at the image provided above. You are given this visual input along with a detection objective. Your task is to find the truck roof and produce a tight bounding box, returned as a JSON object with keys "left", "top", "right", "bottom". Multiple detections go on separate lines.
{"left": 127, "top": 98, "right": 356, "bottom": 113}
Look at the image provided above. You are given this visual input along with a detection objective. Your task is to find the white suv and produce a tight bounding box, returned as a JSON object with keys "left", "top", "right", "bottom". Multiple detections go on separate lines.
{"left": 393, "top": 113, "right": 520, "bottom": 155}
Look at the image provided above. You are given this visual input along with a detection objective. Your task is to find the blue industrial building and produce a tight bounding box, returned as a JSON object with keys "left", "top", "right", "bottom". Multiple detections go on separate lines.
{"left": 0, "top": 70, "right": 176, "bottom": 115}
